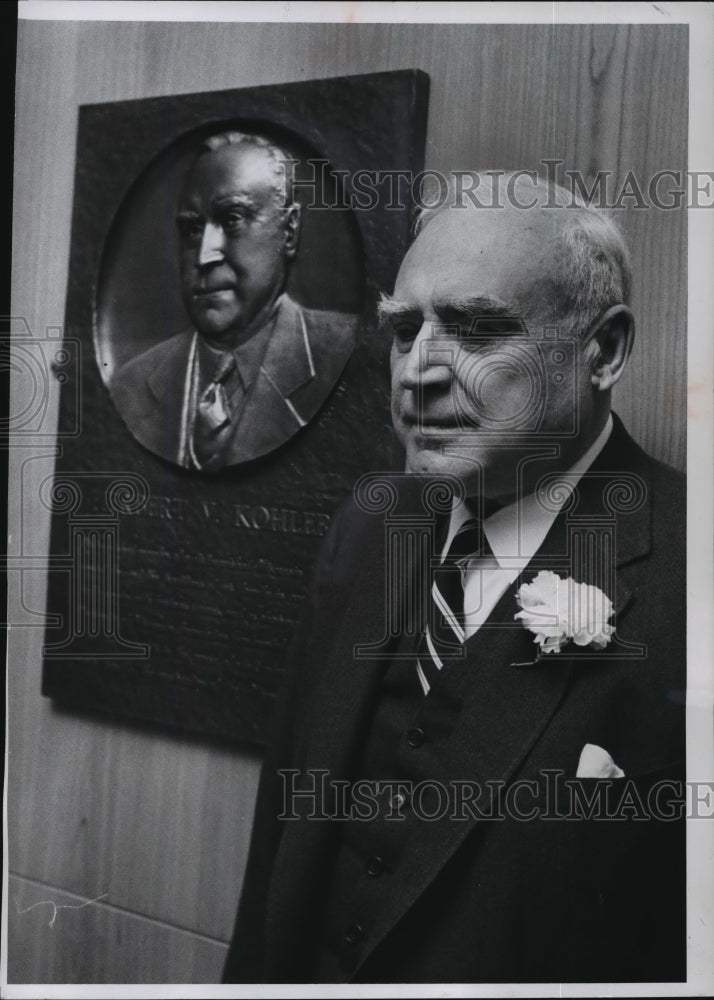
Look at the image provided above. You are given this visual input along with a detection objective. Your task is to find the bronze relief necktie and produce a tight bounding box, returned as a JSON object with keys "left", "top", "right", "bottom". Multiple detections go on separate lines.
{"left": 193, "top": 352, "right": 237, "bottom": 468}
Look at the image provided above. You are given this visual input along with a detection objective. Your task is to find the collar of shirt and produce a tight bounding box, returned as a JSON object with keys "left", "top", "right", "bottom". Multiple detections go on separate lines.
{"left": 195, "top": 293, "right": 283, "bottom": 394}
{"left": 446, "top": 414, "right": 614, "bottom": 564}
{"left": 444, "top": 414, "right": 614, "bottom": 638}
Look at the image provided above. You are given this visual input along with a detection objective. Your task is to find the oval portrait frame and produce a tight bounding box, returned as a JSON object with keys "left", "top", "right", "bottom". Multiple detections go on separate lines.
{"left": 96, "top": 119, "right": 365, "bottom": 470}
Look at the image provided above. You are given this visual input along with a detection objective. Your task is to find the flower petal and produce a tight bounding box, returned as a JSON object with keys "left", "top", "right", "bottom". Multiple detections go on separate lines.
{"left": 515, "top": 571, "right": 615, "bottom": 653}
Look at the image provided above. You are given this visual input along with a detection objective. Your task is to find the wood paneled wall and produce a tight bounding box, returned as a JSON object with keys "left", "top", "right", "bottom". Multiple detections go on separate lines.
{"left": 8, "top": 19, "right": 687, "bottom": 984}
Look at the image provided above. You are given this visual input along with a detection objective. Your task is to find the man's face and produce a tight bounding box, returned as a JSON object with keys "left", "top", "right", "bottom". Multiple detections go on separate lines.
{"left": 387, "top": 206, "right": 598, "bottom": 501}
{"left": 177, "top": 143, "right": 297, "bottom": 347}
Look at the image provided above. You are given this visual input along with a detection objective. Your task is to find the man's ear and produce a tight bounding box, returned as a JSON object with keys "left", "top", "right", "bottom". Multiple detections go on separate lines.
{"left": 284, "top": 203, "right": 301, "bottom": 260}
{"left": 585, "top": 305, "right": 635, "bottom": 391}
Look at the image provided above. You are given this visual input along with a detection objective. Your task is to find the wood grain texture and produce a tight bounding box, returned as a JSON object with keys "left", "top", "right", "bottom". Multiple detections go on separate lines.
{"left": 8, "top": 617, "right": 262, "bottom": 942}
{"left": 8, "top": 875, "right": 228, "bottom": 984}
{"left": 9, "top": 19, "right": 688, "bottom": 984}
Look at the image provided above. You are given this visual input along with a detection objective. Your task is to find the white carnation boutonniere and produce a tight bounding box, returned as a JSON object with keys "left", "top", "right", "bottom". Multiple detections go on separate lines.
{"left": 514, "top": 570, "right": 614, "bottom": 659}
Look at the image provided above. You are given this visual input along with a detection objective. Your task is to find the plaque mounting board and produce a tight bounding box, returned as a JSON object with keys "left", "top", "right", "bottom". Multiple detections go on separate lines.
{"left": 42, "top": 69, "right": 429, "bottom": 744}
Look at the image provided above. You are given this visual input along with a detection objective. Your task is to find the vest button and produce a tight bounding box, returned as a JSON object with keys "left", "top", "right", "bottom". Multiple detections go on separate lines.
{"left": 367, "top": 856, "right": 385, "bottom": 877}
{"left": 345, "top": 923, "right": 365, "bottom": 946}
{"left": 406, "top": 727, "right": 426, "bottom": 748}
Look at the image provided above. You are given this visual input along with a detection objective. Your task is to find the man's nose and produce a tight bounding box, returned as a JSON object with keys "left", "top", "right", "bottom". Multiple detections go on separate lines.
{"left": 197, "top": 221, "right": 225, "bottom": 267}
{"left": 398, "top": 323, "right": 454, "bottom": 390}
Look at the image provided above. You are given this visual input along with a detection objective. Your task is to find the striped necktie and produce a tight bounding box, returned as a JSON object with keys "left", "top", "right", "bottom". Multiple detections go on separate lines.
{"left": 416, "top": 516, "right": 490, "bottom": 696}
{"left": 193, "top": 352, "right": 238, "bottom": 467}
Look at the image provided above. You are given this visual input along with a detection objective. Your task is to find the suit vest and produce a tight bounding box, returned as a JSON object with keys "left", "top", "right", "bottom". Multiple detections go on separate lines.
{"left": 311, "top": 630, "right": 470, "bottom": 981}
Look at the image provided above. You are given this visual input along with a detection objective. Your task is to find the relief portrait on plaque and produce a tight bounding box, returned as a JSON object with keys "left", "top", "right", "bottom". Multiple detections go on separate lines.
{"left": 107, "top": 129, "right": 359, "bottom": 471}
{"left": 43, "top": 71, "right": 429, "bottom": 744}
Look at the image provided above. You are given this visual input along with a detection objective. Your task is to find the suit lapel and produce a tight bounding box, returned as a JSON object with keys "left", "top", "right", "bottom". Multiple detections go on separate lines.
{"left": 260, "top": 294, "right": 315, "bottom": 399}
{"left": 146, "top": 329, "right": 193, "bottom": 406}
{"left": 243, "top": 295, "right": 315, "bottom": 430}
{"left": 349, "top": 576, "right": 573, "bottom": 974}
{"left": 417, "top": 425, "right": 655, "bottom": 806}
{"left": 142, "top": 330, "right": 194, "bottom": 463}
{"left": 221, "top": 297, "right": 316, "bottom": 462}
{"left": 349, "top": 419, "right": 655, "bottom": 973}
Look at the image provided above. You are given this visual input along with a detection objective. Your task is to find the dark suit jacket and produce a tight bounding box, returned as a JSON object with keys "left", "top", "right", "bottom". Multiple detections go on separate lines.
{"left": 110, "top": 295, "right": 357, "bottom": 467}
{"left": 223, "top": 415, "right": 686, "bottom": 983}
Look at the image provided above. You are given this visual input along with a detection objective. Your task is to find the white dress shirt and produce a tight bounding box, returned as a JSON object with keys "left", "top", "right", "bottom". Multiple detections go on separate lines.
{"left": 443, "top": 415, "right": 613, "bottom": 639}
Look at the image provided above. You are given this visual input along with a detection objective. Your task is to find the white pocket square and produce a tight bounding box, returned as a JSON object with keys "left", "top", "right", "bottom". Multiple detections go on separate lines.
{"left": 576, "top": 743, "right": 625, "bottom": 778}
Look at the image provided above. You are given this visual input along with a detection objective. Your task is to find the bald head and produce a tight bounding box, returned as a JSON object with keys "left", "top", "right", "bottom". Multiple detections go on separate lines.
{"left": 413, "top": 171, "right": 632, "bottom": 341}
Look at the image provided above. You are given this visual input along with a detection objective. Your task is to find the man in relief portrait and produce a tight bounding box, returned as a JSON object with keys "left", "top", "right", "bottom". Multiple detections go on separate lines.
{"left": 223, "top": 173, "right": 686, "bottom": 984}
{"left": 111, "top": 131, "right": 358, "bottom": 470}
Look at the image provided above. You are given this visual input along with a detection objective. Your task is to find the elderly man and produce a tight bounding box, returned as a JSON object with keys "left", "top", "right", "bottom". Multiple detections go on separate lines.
{"left": 111, "top": 130, "right": 357, "bottom": 470}
{"left": 223, "top": 174, "right": 685, "bottom": 983}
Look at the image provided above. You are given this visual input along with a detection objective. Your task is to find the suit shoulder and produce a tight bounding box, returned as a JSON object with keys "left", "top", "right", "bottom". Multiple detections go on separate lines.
{"left": 112, "top": 331, "right": 192, "bottom": 390}
{"left": 295, "top": 304, "right": 359, "bottom": 390}
{"left": 648, "top": 457, "right": 685, "bottom": 553}
{"left": 109, "top": 331, "right": 193, "bottom": 454}
{"left": 320, "top": 474, "right": 435, "bottom": 573}
{"left": 619, "top": 443, "right": 685, "bottom": 588}
{"left": 647, "top": 453, "right": 684, "bottom": 500}
{"left": 629, "top": 442, "right": 685, "bottom": 522}
{"left": 608, "top": 416, "right": 684, "bottom": 531}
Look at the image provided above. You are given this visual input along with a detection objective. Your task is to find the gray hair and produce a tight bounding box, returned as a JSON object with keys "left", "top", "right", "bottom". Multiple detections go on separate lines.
{"left": 198, "top": 130, "right": 296, "bottom": 207}
{"left": 414, "top": 171, "right": 632, "bottom": 341}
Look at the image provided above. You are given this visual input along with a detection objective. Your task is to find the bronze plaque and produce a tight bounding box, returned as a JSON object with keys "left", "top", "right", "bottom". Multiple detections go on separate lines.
{"left": 42, "top": 70, "right": 429, "bottom": 744}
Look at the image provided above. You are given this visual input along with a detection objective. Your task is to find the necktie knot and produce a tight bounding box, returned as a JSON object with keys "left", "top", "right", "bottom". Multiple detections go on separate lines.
{"left": 198, "top": 353, "right": 237, "bottom": 433}
{"left": 211, "top": 352, "right": 237, "bottom": 386}
{"left": 416, "top": 512, "right": 493, "bottom": 696}
{"left": 443, "top": 517, "right": 486, "bottom": 566}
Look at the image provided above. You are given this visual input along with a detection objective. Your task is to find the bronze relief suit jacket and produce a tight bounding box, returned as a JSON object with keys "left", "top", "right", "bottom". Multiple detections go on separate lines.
{"left": 110, "top": 295, "right": 358, "bottom": 467}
